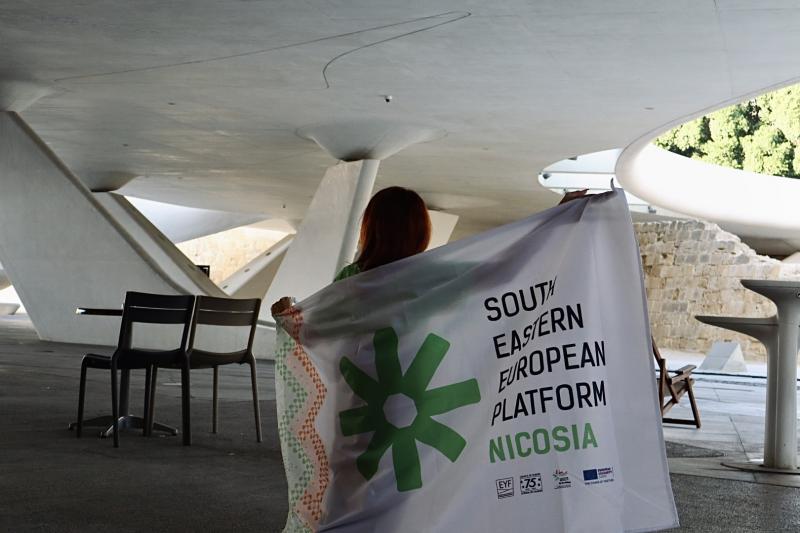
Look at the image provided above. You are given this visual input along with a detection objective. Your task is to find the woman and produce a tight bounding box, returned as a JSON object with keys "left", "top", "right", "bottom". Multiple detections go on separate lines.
{"left": 270, "top": 186, "right": 430, "bottom": 316}
{"left": 334, "top": 185, "right": 431, "bottom": 281}
{"left": 271, "top": 186, "right": 587, "bottom": 315}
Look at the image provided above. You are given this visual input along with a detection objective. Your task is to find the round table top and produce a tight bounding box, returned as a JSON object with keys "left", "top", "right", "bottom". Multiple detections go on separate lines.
{"left": 695, "top": 315, "right": 777, "bottom": 327}
{"left": 741, "top": 279, "right": 800, "bottom": 304}
{"left": 741, "top": 279, "right": 800, "bottom": 289}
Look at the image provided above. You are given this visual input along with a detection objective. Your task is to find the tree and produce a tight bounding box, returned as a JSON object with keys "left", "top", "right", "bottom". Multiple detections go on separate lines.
{"left": 654, "top": 84, "right": 800, "bottom": 178}
{"left": 759, "top": 87, "right": 800, "bottom": 144}
{"left": 654, "top": 117, "right": 710, "bottom": 158}
{"left": 704, "top": 136, "right": 743, "bottom": 169}
{"left": 742, "top": 127, "right": 794, "bottom": 177}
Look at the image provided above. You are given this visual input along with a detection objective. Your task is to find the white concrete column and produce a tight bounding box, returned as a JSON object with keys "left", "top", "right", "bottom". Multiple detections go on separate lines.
{"left": 0, "top": 112, "right": 277, "bottom": 356}
{"left": 337, "top": 159, "right": 380, "bottom": 270}
{"left": 0, "top": 113, "right": 163, "bottom": 343}
{"left": 773, "top": 306, "right": 800, "bottom": 469}
{"left": 263, "top": 160, "right": 378, "bottom": 309}
{"left": 738, "top": 280, "right": 800, "bottom": 471}
{"left": 0, "top": 112, "right": 236, "bottom": 344}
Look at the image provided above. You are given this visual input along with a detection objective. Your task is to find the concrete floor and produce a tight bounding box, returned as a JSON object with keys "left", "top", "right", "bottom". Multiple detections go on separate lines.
{"left": 2, "top": 315, "right": 800, "bottom": 532}
{"left": 0, "top": 316, "right": 287, "bottom": 532}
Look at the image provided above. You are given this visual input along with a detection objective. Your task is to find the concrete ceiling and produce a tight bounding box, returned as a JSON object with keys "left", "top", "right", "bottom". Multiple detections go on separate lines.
{"left": 3, "top": 1, "right": 800, "bottom": 239}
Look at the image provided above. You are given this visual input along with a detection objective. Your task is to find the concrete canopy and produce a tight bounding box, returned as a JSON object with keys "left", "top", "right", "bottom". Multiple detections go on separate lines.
{"left": 3, "top": 1, "right": 800, "bottom": 237}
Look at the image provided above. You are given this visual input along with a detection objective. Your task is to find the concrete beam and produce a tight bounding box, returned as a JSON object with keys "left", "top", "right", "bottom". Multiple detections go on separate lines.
{"left": 221, "top": 235, "right": 293, "bottom": 299}
{"left": 126, "top": 196, "right": 267, "bottom": 243}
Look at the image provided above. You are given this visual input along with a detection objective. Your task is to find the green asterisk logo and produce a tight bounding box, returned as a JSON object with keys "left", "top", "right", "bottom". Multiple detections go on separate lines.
{"left": 339, "top": 327, "right": 481, "bottom": 492}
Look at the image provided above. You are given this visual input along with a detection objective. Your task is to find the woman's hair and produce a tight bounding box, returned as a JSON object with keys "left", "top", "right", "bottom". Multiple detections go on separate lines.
{"left": 356, "top": 186, "right": 431, "bottom": 271}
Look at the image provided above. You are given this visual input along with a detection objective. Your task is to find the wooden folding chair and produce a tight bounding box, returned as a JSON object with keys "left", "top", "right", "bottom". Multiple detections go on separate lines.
{"left": 653, "top": 338, "right": 701, "bottom": 428}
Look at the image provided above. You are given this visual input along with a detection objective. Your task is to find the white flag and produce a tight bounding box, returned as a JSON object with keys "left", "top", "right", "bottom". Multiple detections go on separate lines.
{"left": 274, "top": 189, "right": 678, "bottom": 533}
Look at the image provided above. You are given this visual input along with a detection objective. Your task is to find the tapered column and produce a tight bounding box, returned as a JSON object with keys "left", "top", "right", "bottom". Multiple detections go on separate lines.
{"left": 263, "top": 160, "right": 378, "bottom": 310}
{"left": 741, "top": 280, "right": 800, "bottom": 471}
{"left": 696, "top": 315, "right": 781, "bottom": 466}
{"left": 774, "top": 308, "right": 800, "bottom": 469}
{"left": 337, "top": 159, "right": 380, "bottom": 270}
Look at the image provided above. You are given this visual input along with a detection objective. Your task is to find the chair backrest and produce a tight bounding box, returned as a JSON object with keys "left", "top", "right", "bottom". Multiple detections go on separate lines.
{"left": 118, "top": 292, "right": 196, "bottom": 352}
{"left": 187, "top": 296, "right": 261, "bottom": 359}
{"left": 652, "top": 337, "right": 667, "bottom": 374}
{"left": 650, "top": 337, "right": 669, "bottom": 405}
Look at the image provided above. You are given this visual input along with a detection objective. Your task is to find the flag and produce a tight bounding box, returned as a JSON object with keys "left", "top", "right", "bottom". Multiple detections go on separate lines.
{"left": 274, "top": 189, "right": 678, "bottom": 532}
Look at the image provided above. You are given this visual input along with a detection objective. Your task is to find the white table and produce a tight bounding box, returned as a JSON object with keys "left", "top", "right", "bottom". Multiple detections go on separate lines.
{"left": 695, "top": 279, "right": 800, "bottom": 474}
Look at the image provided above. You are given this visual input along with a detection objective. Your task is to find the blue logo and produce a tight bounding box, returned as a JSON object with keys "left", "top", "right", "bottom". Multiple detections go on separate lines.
{"left": 583, "top": 466, "right": 614, "bottom": 485}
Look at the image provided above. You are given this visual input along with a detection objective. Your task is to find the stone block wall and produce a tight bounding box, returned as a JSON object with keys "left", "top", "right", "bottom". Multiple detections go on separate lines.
{"left": 634, "top": 220, "right": 800, "bottom": 361}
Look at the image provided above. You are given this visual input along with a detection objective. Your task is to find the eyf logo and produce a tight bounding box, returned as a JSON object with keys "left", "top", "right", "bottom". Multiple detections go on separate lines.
{"left": 496, "top": 477, "right": 514, "bottom": 499}
{"left": 339, "top": 328, "right": 481, "bottom": 491}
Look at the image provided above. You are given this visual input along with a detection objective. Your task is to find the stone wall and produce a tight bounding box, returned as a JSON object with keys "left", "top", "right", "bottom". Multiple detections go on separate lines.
{"left": 634, "top": 220, "right": 800, "bottom": 361}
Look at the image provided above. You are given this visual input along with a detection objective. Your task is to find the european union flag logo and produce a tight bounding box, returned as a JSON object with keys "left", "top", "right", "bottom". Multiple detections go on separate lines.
{"left": 583, "top": 469, "right": 598, "bottom": 481}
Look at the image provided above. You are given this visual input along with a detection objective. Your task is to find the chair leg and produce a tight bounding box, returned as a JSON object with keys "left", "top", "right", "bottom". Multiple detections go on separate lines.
{"left": 110, "top": 364, "right": 119, "bottom": 448}
{"left": 212, "top": 366, "right": 219, "bottom": 434}
{"left": 147, "top": 366, "right": 158, "bottom": 436}
{"left": 76, "top": 359, "right": 88, "bottom": 438}
{"left": 249, "top": 357, "right": 262, "bottom": 443}
{"left": 143, "top": 365, "right": 152, "bottom": 437}
{"left": 687, "top": 382, "right": 702, "bottom": 429}
{"left": 181, "top": 363, "right": 191, "bottom": 446}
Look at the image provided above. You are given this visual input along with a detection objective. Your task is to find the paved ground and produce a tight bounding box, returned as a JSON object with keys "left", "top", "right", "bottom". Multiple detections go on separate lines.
{"left": 0, "top": 316, "right": 287, "bottom": 532}
{"left": 2, "top": 315, "right": 800, "bottom": 532}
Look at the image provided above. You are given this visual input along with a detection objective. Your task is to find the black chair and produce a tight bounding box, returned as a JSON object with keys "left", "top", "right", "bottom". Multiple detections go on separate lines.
{"left": 158, "top": 295, "right": 262, "bottom": 446}
{"left": 75, "top": 292, "right": 195, "bottom": 447}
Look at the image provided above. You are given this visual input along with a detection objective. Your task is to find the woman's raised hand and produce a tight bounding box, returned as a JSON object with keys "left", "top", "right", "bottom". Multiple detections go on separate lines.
{"left": 271, "top": 296, "right": 295, "bottom": 317}
{"left": 558, "top": 189, "right": 589, "bottom": 205}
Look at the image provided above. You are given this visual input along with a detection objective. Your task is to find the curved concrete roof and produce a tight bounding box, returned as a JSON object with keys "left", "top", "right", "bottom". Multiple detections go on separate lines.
{"left": 4, "top": 1, "right": 800, "bottom": 237}
{"left": 617, "top": 143, "right": 800, "bottom": 255}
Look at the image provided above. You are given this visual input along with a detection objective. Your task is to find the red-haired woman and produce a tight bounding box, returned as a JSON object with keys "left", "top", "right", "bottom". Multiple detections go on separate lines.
{"left": 334, "top": 186, "right": 431, "bottom": 280}
{"left": 270, "top": 186, "right": 430, "bottom": 315}
{"left": 271, "top": 186, "right": 586, "bottom": 315}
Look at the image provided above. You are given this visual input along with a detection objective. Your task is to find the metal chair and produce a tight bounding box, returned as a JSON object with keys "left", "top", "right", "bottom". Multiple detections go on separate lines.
{"left": 158, "top": 295, "right": 262, "bottom": 446}
{"left": 75, "top": 292, "right": 195, "bottom": 447}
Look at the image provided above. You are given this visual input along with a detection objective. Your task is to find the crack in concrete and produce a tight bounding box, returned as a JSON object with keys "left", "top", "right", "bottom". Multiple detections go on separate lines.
{"left": 321, "top": 11, "right": 471, "bottom": 89}
{"left": 52, "top": 11, "right": 471, "bottom": 85}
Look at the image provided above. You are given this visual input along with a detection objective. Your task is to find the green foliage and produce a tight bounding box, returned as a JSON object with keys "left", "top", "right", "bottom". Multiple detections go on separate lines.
{"left": 704, "top": 137, "right": 743, "bottom": 169}
{"left": 654, "top": 117, "right": 710, "bottom": 158}
{"left": 760, "top": 87, "right": 800, "bottom": 142}
{"left": 742, "top": 127, "right": 794, "bottom": 176}
{"left": 654, "top": 84, "right": 800, "bottom": 178}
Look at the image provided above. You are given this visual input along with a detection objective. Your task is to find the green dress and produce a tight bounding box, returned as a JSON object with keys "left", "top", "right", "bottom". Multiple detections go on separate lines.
{"left": 334, "top": 263, "right": 360, "bottom": 281}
